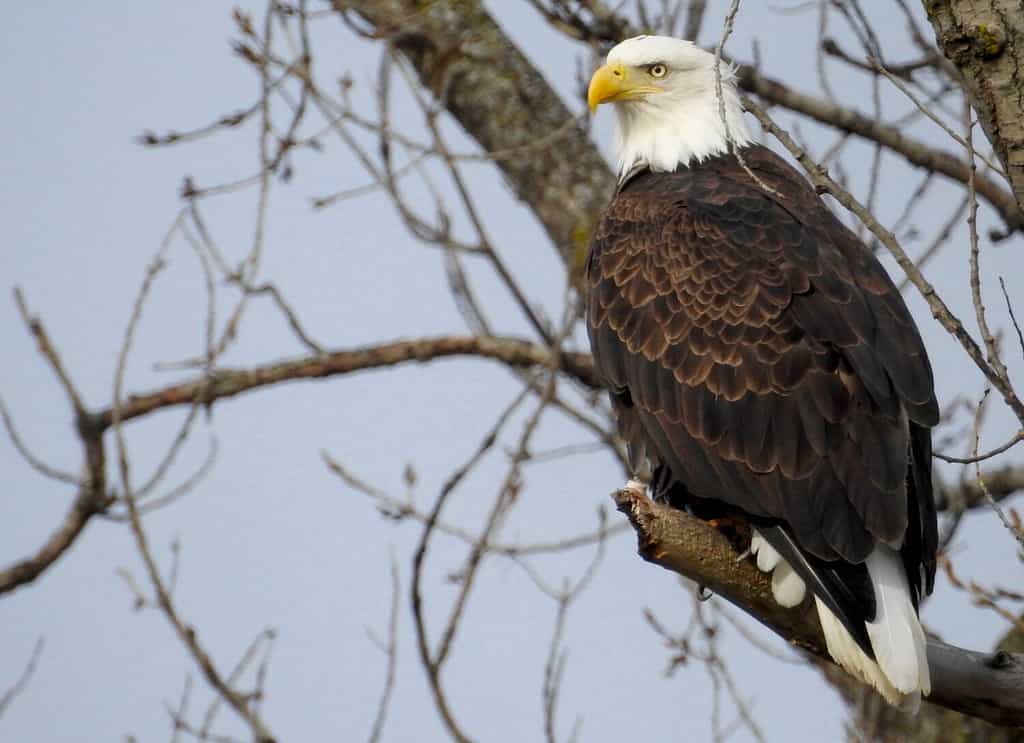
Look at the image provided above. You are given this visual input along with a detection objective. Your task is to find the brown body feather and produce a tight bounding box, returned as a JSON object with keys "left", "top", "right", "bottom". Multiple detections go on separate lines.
{"left": 586, "top": 145, "right": 938, "bottom": 641}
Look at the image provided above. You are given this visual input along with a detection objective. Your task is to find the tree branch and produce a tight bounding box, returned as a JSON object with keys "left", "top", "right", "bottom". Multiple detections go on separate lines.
{"left": 1, "top": 332, "right": 595, "bottom": 599}
{"left": 90, "top": 335, "right": 598, "bottom": 430}
{"left": 1, "top": 292, "right": 110, "bottom": 598}
{"left": 0, "top": 486, "right": 109, "bottom": 596}
{"left": 613, "top": 487, "right": 1024, "bottom": 728}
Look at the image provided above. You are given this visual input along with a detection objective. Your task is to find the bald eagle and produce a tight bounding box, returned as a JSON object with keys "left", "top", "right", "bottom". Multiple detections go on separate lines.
{"left": 586, "top": 36, "right": 937, "bottom": 707}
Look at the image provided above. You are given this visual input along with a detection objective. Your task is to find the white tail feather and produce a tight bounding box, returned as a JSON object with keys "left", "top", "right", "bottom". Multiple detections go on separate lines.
{"left": 812, "top": 545, "right": 929, "bottom": 708}
{"left": 865, "top": 546, "right": 931, "bottom": 696}
{"left": 751, "top": 531, "right": 930, "bottom": 707}
{"left": 814, "top": 598, "right": 915, "bottom": 709}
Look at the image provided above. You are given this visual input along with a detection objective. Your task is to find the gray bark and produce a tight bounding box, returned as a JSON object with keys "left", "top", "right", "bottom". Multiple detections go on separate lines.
{"left": 925, "top": 0, "right": 1024, "bottom": 213}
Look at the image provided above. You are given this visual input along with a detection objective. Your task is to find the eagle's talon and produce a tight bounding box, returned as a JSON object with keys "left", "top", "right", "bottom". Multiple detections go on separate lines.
{"left": 622, "top": 478, "right": 648, "bottom": 497}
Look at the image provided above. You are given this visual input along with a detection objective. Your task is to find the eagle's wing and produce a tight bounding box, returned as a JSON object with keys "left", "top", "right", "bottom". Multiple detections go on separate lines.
{"left": 586, "top": 147, "right": 938, "bottom": 606}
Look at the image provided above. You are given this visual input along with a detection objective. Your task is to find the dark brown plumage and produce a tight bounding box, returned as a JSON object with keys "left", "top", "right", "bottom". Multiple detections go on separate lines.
{"left": 586, "top": 144, "right": 938, "bottom": 651}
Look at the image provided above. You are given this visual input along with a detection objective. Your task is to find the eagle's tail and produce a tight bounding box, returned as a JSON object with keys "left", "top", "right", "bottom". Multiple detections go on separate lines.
{"left": 751, "top": 533, "right": 930, "bottom": 708}
{"left": 814, "top": 545, "right": 930, "bottom": 709}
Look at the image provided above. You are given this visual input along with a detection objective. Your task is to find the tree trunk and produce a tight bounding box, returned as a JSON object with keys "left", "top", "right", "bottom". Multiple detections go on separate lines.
{"left": 339, "top": 0, "right": 614, "bottom": 279}
{"left": 924, "top": 0, "right": 1024, "bottom": 214}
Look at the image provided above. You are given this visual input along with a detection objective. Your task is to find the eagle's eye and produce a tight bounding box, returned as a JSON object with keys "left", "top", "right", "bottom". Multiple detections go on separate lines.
{"left": 647, "top": 63, "right": 668, "bottom": 78}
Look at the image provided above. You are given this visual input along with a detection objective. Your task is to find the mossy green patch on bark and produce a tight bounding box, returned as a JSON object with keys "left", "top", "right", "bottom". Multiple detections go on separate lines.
{"left": 974, "top": 23, "right": 1007, "bottom": 57}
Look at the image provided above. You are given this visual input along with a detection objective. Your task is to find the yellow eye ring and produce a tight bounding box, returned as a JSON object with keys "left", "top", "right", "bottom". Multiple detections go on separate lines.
{"left": 648, "top": 63, "right": 667, "bottom": 78}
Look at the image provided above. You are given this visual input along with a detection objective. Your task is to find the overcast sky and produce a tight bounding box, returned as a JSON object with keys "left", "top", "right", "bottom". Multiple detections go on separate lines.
{"left": 2, "top": 3, "right": 1022, "bottom": 742}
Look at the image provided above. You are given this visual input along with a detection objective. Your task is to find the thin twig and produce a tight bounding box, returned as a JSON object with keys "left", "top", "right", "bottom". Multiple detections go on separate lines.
{"left": 323, "top": 453, "right": 626, "bottom": 557}
{"left": 874, "top": 59, "right": 1006, "bottom": 178}
{"left": 0, "top": 396, "right": 79, "bottom": 485}
{"left": 166, "top": 675, "right": 193, "bottom": 743}
{"left": 713, "top": 0, "right": 780, "bottom": 198}
{"left": 1000, "top": 277, "right": 1024, "bottom": 362}
{"left": 409, "top": 388, "right": 531, "bottom": 743}
{"left": 366, "top": 556, "right": 400, "bottom": 743}
{"left": 0, "top": 637, "right": 45, "bottom": 718}
{"left": 13, "top": 288, "right": 87, "bottom": 418}
{"left": 964, "top": 105, "right": 1012, "bottom": 391}
{"left": 970, "top": 392, "right": 1024, "bottom": 548}
{"left": 935, "top": 430, "right": 1024, "bottom": 464}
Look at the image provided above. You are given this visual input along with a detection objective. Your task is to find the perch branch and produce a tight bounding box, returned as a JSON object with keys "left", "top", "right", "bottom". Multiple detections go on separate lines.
{"left": 613, "top": 487, "right": 1024, "bottom": 727}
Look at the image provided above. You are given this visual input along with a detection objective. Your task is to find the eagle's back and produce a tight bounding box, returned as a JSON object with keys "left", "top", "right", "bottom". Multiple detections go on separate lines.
{"left": 586, "top": 145, "right": 938, "bottom": 638}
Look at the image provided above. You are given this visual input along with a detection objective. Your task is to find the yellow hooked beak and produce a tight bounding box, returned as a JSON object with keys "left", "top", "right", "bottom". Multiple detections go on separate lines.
{"left": 587, "top": 63, "right": 661, "bottom": 112}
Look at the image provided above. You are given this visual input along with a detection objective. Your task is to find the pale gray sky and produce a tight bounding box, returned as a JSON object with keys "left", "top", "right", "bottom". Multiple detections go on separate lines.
{"left": 2, "top": 3, "right": 1021, "bottom": 742}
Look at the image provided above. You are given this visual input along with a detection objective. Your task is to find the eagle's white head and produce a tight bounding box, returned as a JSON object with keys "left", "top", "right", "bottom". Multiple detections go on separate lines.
{"left": 588, "top": 35, "right": 752, "bottom": 179}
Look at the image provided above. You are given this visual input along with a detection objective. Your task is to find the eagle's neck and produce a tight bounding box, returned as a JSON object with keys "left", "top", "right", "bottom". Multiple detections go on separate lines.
{"left": 613, "top": 86, "right": 752, "bottom": 180}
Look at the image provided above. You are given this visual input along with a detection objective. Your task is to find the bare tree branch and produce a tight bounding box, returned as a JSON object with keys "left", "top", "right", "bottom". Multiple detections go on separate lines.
{"left": 90, "top": 336, "right": 598, "bottom": 430}
{"left": 1, "top": 293, "right": 110, "bottom": 596}
{"left": 0, "top": 486, "right": 110, "bottom": 596}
